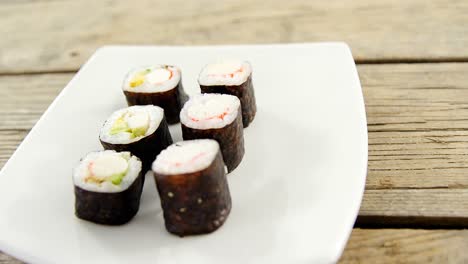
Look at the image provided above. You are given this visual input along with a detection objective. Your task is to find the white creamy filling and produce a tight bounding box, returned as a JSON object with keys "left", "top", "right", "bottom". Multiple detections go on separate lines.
{"left": 126, "top": 111, "right": 149, "bottom": 131}
{"left": 180, "top": 93, "right": 240, "bottom": 129}
{"left": 198, "top": 60, "right": 252, "bottom": 86}
{"left": 152, "top": 139, "right": 219, "bottom": 175}
{"left": 99, "top": 105, "right": 163, "bottom": 145}
{"left": 146, "top": 68, "right": 172, "bottom": 84}
{"left": 122, "top": 65, "right": 181, "bottom": 93}
{"left": 89, "top": 155, "right": 128, "bottom": 179}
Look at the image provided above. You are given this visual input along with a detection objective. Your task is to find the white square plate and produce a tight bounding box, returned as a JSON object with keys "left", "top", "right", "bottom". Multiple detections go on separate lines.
{"left": 0, "top": 43, "right": 367, "bottom": 264}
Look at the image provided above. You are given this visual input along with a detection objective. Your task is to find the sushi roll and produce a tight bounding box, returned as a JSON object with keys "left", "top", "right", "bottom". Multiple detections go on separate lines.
{"left": 73, "top": 150, "right": 143, "bottom": 225}
{"left": 122, "top": 65, "right": 189, "bottom": 124}
{"left": 152, "top": 139, "right": 232, "bottom": 236}
{"left": 180, "top": 93, "right": 244, "bottom": 172}
{"left": 198, "top": 60, "right": 257, "bottom": 128}
{"left": 99, "top": 105, "right": 173, "bottom": 171}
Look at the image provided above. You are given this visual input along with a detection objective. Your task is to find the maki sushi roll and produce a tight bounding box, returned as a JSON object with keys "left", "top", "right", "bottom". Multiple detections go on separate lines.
{"left": 99, "top": 105, "right": 173, "bottom": 171}
{"left": 152, "top": 139, "right": 232, "bottom": 236}
{"left": 180, "top": 93, "right": 244, "bottom": 172}
{"left": 122, "top": 65, "right": 189, "bottom": 124}
{"left": 198, "top": 60, "right": 256, "bottom": 127}
{"left": 73, "top": 150, "right": 143, "bottom": 225}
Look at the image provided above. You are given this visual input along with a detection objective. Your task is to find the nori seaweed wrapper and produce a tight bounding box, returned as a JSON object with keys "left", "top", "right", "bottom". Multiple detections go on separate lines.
{"left": 100, "top": 116, "right": 173, "bottom": 172}
{"left": 200, "top": 75, "right": 256, "bottom": 128}
{"left": 154, "top": 151, "right": 231, "bottom": 236}
{"left": 181, "top": 107, "right": 244, "bottom": 172}
{"left": 124, "top": 81, "right": 188, "bottom": 124}
{"left": 75, "top": 171, "right": 144, "bottom": 225}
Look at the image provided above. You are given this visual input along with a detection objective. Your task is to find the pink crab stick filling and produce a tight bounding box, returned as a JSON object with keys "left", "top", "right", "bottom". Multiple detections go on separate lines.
{"left": 206, "top": 64, "right": 243, "bottom": 78}
{"left": 187, "top": 99, "right": 232, "bottom": 122}
{"left": 180, "top": 93, "right": 240, "bottom": 130}
{"left": 198, "top": 60, "right": 252, "bottom": 86}
{"left": 152, "top": 140, "right": 220, "bottom": 175}
{"left": 164, "top": 152, "right": 207, "bottom": 168}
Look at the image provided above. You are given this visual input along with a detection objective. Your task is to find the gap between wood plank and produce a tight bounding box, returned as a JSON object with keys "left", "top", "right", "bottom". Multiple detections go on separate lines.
{"left": 1, "top": 59, "right": 468, "bottom": 76}
{"left": 0, "top": 69, "right": 77, "bottom": 77}
{"left": 365, "top": 186, "right": 467, "bottom": 190}
{"left": 356, "top": 58, "right": 468, "bottom": 64}
{"left": 356, "top": 216, "right": 468, "bottom": 229}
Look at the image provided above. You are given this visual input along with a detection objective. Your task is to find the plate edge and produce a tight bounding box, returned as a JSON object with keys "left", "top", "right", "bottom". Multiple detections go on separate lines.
{"left": 329, "top": 43, "right": 369, "bottom": 263}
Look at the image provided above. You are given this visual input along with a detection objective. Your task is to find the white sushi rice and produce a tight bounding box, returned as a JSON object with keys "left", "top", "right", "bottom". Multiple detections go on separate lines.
{"left": 180, "top": 93, "right": 240, "bottom": 129}
{"left": 73, "top": 150, "right": 142, "bottom": 193}
{"left": 198, "top": 60, "right": 252, "bottom": 86}
{"left": 99, "top": 105, "right": 163, "bottom": 145}
{"left": 152, "top": 139, "right": 220, "bottom": 175}
{"left": 122, "top": 65, "right": 181, "bottom": 93}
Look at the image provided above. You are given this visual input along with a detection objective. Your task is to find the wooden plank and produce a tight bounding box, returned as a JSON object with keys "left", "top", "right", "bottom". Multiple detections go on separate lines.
{"left": 1, "top": 228, "right": 468, "bottom": 263}
{"left": 367, "top": 130, "right": 468, "bottom": 190}
{"left": 1, "top": 0, "right": 468, "bottom": 73}
{"left": 358, "top": 63, "right": 468, "bottom": 226}
{"left": 0, "top": 131, "right": 28, "bottom": 168}
{"left": 358, "top": 189, "right": 468, "bottom": 227}
{"left": 0, "top": 73, "right": 70, "bottom": 130}
{"left": 359, "top": 63, "right": 468, "bottom": 190}
{"left": 0, "top": 253, "right": 21, "bottom": 264}
{"left": 340, "top": 228, "right": 468, "bottom": 263}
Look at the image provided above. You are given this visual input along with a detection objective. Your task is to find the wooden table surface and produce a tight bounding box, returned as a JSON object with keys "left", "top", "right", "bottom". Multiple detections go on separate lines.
{"left": 1, "top": 0, "right": 468, "bottom": 263}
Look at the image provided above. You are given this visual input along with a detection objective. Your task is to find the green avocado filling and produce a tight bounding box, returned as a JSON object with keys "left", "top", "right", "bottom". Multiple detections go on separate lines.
{"left": 86, "top": 169, "right": 127, "bottom": 186}
{"left": 131, "top": 126, "right": 147, "bottom": 137}
{"left": 108, "top": 171, "right": 126, "bottom": 185}
{"left": 109, "top": 113, "right": 149, "bottom": 138}
{"left": 109, "top": 117, "right": 130, "bottom": 135}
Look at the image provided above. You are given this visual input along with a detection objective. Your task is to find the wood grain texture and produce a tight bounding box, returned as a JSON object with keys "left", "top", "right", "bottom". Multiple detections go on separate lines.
{"left": 0, "top": 131, "right": 28, "bottom": 168}
{"left": 368, "top": 131, "right": 468, "bottom": 189}
{"left": 1, "top": 0, "right": 468, "bottom": 73}
{"left": 0, "top": 73, "right": 69, "bottom": 130}
{"left": 0, "top": 252, "right": 21, "bottom": 264}
{"left": 340, "top": 228, "right": 468, "bottom": 263}
{"left": 358, "top": 189, "right": 468, "bottom": 227}
{"left": 360, "top": 63, "right": 468, "bottom": 190}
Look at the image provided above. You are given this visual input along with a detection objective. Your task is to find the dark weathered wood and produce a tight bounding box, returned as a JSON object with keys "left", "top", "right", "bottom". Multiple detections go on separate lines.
{"left": 1, "top": 0, "right": 468, "bottom": 73}
{"left": 340, "top": 228, "right": 468, "bottom": 263}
